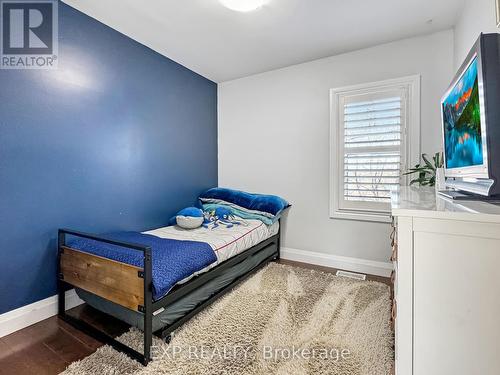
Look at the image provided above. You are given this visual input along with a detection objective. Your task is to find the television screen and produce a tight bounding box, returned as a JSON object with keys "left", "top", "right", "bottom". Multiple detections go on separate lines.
{"left": 442, "top": 56, "right": 484, "bottom": 169}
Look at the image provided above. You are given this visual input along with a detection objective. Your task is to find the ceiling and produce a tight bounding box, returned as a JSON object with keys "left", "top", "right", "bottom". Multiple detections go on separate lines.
{"left": 62, "top": 0, "right": 465, "bottom": 82}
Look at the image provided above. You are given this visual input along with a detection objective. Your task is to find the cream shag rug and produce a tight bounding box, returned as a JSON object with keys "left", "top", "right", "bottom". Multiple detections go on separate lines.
{"left": 62, "top": 263, "right": 394, "bottom": 375}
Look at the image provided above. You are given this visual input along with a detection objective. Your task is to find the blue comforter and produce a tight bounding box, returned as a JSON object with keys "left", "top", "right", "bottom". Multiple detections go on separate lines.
{"left": 68, "top": 232, "right": 216, "bottom": 301}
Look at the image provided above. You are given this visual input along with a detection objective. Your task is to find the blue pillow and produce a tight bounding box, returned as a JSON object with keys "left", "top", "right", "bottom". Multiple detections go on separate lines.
{"left": 199, "top": 188, "right": 290, "bottom": 218}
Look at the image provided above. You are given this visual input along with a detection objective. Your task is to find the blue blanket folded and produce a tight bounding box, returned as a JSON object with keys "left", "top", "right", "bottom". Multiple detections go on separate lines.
{"left": 68, "top": 232, "right": 216, "bottom": 301}
{"left": 199, "top": 188, "right": 290, "bottom": 220}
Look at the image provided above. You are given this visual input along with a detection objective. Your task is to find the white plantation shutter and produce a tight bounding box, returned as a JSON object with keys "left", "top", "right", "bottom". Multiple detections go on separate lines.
{"left": 343, "top": 94, "right": 403, "bottom": 205}
{"left": 330, "top": 77, "right": 420, "bottom": 222}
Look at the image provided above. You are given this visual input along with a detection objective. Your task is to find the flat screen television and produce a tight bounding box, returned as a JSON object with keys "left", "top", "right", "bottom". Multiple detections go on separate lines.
{"left": 440, "top": 33, "right": 500, "bottom": 198}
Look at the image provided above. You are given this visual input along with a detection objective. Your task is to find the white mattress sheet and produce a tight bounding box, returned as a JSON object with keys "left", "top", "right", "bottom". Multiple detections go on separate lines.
{"left": 144, "top": 219, "right": 279, "bottom": 280}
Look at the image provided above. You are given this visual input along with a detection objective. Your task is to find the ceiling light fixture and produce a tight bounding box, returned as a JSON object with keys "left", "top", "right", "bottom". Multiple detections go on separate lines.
{"left": 219, "top": 0, "right": 267, "bottom": 12}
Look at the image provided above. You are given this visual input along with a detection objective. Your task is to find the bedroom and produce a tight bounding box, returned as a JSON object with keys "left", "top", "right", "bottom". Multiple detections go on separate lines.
{"left": 1, "top": 0, "right": 500, "bottom": 374}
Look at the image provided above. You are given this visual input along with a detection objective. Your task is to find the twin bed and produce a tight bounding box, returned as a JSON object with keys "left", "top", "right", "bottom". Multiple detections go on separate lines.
{"left": 57, "top": 189, "right": 286, "bottom": 365}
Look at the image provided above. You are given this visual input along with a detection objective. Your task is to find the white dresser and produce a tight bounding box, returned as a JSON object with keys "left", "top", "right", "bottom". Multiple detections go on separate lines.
{"left": 391, "top": 187, "right": 500, "bottom": 375}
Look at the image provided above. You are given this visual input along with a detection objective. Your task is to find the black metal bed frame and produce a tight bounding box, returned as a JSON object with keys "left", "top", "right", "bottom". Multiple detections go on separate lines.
{"left": 57, "top": 225, "right": 280, "bottom": 365}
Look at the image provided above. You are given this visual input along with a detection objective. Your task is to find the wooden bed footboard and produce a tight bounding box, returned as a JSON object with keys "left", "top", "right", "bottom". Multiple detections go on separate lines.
{"left": 57, "top": 228, "right": 154, "bottom": 365}
{"left": 60, "top": 246, "right": 144, "bottom": 311}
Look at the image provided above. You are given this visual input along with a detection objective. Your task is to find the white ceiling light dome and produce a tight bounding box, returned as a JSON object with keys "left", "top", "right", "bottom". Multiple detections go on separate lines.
{"left": 219, "top": 0, "right": 268, "bottom": 12}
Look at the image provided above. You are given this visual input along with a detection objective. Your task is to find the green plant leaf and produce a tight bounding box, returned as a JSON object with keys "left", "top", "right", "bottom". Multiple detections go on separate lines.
{"left": 404, "top": 152, "right": 445, "bottom": 186}
{"left": 404, "top": 169, "right": 424, "bottom": 175}
{"left": 422, "top": 154, "right": 436, "bottom": 172}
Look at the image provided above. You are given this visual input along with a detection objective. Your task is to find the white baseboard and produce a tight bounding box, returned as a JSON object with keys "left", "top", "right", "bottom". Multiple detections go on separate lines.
{"left": 0, "top": 289, "right": 84, "bottom": 338}
{"left": 281, "top": 247, "right": 392, "bottom": 277}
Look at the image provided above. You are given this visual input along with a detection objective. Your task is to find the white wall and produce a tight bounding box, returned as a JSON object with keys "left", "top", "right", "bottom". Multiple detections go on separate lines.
{"left": 218, "top": 30, "right": 454, "bottom": 265}
{"left": 454, "top": 0, "right": 500, "bottom": 68}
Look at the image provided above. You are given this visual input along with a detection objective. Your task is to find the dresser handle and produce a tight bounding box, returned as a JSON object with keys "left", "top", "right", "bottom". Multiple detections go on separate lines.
{"left": 391, "top": 235, "right": 398, "bottom": 247}
{"left": 391, "top": 244, "right": 398, "bottom": 262}
{"left": 391, "top": 299, "right": 397, "bottom": 321}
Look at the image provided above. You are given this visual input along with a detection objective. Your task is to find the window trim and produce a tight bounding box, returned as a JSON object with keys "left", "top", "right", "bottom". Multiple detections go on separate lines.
{"left": 329, "top": 75, "right": 421, "bottom": 223}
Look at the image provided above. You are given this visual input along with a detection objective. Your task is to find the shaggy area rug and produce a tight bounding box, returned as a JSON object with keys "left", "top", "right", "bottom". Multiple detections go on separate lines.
{"left": 61, "top": 263, "right": 394, "bottom": 375}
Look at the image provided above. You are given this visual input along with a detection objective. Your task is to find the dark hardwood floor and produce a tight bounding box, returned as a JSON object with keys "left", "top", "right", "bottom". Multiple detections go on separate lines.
{"left": 0, "top": 260, "right": 390, "bottom": 375}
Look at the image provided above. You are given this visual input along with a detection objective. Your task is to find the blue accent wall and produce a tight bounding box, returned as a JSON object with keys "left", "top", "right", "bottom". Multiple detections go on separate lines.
{"left": 0, "top": 3, "right": 217, "bottom": 314}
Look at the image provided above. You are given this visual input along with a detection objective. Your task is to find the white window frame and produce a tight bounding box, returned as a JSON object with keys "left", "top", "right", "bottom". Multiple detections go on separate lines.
{"left": 329, "top": 75, "right": 421, "bottom": 223}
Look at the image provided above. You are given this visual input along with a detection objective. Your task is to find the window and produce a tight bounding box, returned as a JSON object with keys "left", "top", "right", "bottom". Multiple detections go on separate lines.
{"left": 330, "top": 76, "right": 420, "bottom": 222}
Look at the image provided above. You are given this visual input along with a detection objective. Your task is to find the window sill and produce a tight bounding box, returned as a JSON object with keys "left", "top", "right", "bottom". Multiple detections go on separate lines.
{"left": 330, "top": 210, "right": 392, "bottom": 223}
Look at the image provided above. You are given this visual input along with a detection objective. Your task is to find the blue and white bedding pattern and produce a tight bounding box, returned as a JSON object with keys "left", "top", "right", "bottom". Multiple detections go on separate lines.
{"left": 201, "top": 203, "right": 274, "bottom": 225}
{"left": 68, "top": 232, "right": 217, "bottom": 301}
